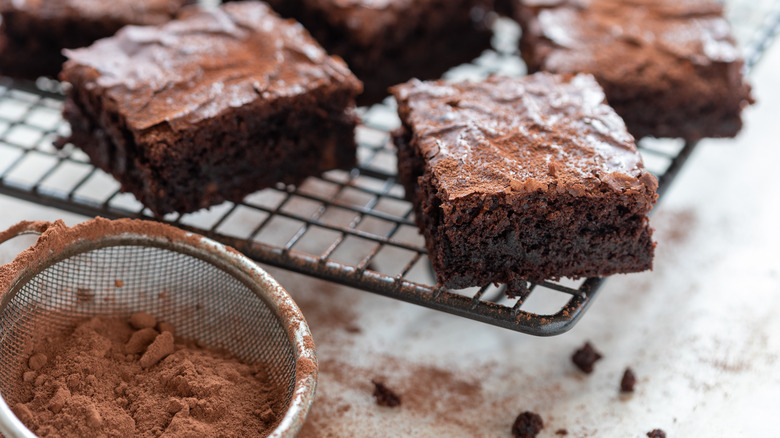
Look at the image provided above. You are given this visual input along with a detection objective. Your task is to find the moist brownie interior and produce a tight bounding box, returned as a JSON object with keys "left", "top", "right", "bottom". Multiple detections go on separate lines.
{"left": 260, "top": 0, "right": 495, "bottom": 104}
{"left": 61, "top": 2, "right": 362, "bottom": 216}
{"left": 393, "top": 74, "right": 658, "bottom": 289}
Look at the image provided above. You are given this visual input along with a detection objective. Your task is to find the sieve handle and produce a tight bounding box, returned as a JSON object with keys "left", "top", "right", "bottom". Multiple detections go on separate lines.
{"left": 0, "top": 220, "right": 63, "bottom": 247}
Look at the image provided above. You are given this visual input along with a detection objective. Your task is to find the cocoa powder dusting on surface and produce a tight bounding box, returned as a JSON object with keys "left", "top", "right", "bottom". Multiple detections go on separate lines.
{"left": 11, "top": 315, "right": 285, "bottom": 437}
{"left": 658, "top": 209, "right": 696, "bottom": 245}
{"left": 299, "top": 356, "right": 487, "bottom": 437}
{"left": 286, "top": 277, "right": 361, "bottom": 341}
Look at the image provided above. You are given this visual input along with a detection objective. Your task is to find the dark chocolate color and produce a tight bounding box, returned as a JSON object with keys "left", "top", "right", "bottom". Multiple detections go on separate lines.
{"left": 621, "top": 367, "right": 637, "bottom": 392}
{"left": 392, "top": 73, "right": 657, "bottom": 288}
{"left": 371, "top": 380, "right": 401, "bottom": 408}
{"left": 512, "top": 411, "right": 544, "bottom": 438}
{"left": 516, "top": 0, "right": 753, "bottom": 140}
{"left": 61, "top": 1, "right": 361, "bottom": 216}
{"left": 647, "top": 429, "right": 667, "bottom": 438}
{"left": 257, "top": 0, "right": 494, "bottom": 104}
{"left": 572, "top": 342, "right": 603, "bottom": 374}
{"left": 0, "top": 0, "right": 191, "bottom": 79}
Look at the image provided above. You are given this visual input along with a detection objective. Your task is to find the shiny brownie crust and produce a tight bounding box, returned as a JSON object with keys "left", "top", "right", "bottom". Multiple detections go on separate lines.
{"left": 515, "top": 0, "right": 752, "bottom": 141}
{"left": 61, "top": 2, "right": 362, "bottom": 216}
{"left": 393, "top": 74, "right": 658, "bottom": 288}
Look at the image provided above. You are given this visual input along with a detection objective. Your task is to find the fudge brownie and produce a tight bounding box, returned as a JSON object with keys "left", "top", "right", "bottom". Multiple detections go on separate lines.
{"left": 254, "top": 0, "right": 495, "bottom": 104}
{"left": 0, "top": 0, "right": 191, "bottom": 79}
{"left": 392, "top": 73, "right": 658, "bottom": 289}
{"left": 61, "top": 1, "right": 362, "bottom": 216}
{"left": 515, "top": 0, "right": 753, "bottom": 141}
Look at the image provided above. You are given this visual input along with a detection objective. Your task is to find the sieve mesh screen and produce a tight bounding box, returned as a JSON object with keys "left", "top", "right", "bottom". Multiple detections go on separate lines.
{"left": 0, "top": 244, "right": 297, "bottom": 409}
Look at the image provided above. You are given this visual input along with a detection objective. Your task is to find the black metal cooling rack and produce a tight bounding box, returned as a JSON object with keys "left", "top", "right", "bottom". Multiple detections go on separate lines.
{"left": 0, "top": 1, "right": 778, "bottom": 336}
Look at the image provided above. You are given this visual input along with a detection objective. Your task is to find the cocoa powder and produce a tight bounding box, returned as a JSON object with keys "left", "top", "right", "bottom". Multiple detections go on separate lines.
{"left": 11, "top": 314, "right": 285, "bottom": 437}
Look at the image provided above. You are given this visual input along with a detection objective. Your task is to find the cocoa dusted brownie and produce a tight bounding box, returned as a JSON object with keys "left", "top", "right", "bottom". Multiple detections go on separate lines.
{"left": 515, "top": 0, "right": 753, "bottom": 141}
{"left": 61, "top": 1, "right": 362, "bottom": 216}
{"left": 0, "top": 0, "right": 192, "bottom": 79}
{"left": 392, "top": 73, "right": 658, "bottom": 289}
{"left": 255, "top": 0, "right": 495, "bottom": 104}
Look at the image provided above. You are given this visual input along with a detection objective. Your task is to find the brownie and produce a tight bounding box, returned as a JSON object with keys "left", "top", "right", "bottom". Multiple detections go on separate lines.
{"left": 392, "top": 73, "right": 658, "bottom": 289}
{"left": 0, "top": 0, "right": 191, "bottom": 79}
{"left": 515, "top": 0, "right": 753, "bottom": 141}
{"left": 61, "top": 1, "right": 362, "bottom": 216}
{"left": 254, "top": 0, "right": 495, "bottom": 104}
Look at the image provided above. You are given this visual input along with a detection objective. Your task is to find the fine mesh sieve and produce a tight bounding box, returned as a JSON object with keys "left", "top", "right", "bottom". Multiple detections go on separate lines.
{"left": 0, "top": 218, "right": 317, "bottom": 438}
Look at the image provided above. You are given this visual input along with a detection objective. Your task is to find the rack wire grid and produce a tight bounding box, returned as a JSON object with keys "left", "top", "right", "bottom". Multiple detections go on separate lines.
{"left": 0, "top": 0, "right": 778, "bottom": 336}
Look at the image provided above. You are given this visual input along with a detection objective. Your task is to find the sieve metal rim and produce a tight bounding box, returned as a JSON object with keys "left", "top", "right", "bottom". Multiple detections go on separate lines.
{"left": 0, "top": 218, "right": 317, "bottom": 438}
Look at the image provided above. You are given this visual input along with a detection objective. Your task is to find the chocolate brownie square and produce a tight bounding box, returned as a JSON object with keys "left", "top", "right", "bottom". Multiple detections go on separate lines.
{"left": 515, "top": 0, "right": 753, "bottom": 141}
{"left": 0, "top": 0, "right": 192, "bottom": 79}
{"left": 392, "top": 73, "right": 658, "bottom": 289}
{"left": 61, "top": 1, "right": 362, "bottom": 216}
{"left": 257, "top": 0, "right": 495, "bottom": 104}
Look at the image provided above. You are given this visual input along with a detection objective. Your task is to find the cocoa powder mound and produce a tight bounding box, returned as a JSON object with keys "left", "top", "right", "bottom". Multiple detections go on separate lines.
{"left": 11, "top": 315, "right": 285, "bottom": 437}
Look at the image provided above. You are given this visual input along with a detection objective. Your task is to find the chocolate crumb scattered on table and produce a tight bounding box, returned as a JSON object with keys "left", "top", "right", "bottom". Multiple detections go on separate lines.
{"left": 572, "top": 342, "right": 603, "bottom": 374}
{"left": 621, "top": 367, "right": 637, "bottom": 392}
{"left": 512, "top": 411, "right": 543, "bottom": 438}
{"left": 555, "top": 428, "right": 568, "bottom": 435}
{"left": 647, "top": 429, "right": 666, "bottom": 438}
{"left": 371, "top": 380, "right": 401, "bottom": 408}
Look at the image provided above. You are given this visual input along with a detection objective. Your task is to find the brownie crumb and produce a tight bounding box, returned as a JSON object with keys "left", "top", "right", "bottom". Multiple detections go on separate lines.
{"left": 512, "top": 411, "right": 543, "bottom": 438}
{"left": 506, "top": 274, "right": 529, "bottom": 299}
{"left": 372, "top": 380, "right": 401, "bottom": 407}
{"left": 621, "top": 367, "right": 637, "bottom": 392}
{"left": 647, "top": 429, "right": 666, "bottom": 438}
{"left": 572, "top": 342, "right": 603, "bottom": 374}
{"left": 555, "top": 429, "right": 568, "bottom": 435}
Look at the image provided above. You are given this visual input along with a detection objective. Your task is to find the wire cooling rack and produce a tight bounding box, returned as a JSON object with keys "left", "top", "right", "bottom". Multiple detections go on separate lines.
{"left": 0, "top": 1, "right": 778, "bottom": 336}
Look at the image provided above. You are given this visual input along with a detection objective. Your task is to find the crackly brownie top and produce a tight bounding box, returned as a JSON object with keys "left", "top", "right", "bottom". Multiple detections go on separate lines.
{"left": 62, "top": 1, "right": 361, "bottom": 131}
{"left": 521, "top": 0, "right": 742, "bottom": 73}
{"left": 0, "top": 0, "right": 189, "bottom": 24}
{"left": 392, "top": 73, "right": 658, "bottom": 203}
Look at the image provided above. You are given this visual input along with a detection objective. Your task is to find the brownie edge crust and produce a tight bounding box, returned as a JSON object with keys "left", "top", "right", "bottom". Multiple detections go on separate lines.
{"left": 392, "top": 74, "right": 658, "bottom": 289}
{"left": 515, "top": 0, "right": 753, "bottom": 141}
{"left": 0, "top": 0, "right": 191, "bottom": 79}
{"left": 60, "top": 2, "right": 362, "bottom": 216}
